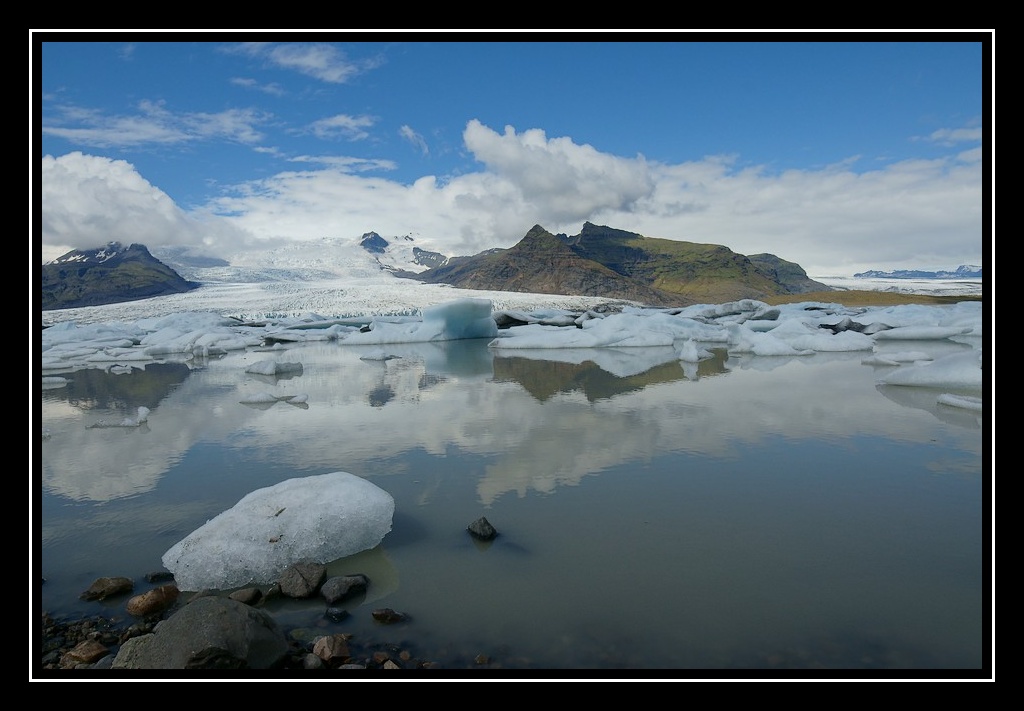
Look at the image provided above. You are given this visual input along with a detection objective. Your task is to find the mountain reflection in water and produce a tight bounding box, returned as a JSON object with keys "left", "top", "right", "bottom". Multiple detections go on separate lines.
{"left": 38, "top": 337, "right": 985, "bottom": 672}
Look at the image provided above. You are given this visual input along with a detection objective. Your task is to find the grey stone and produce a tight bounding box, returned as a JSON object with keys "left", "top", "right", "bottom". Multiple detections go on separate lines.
{"left": 321, "top": 574, "right": 369, "bottom": 604}
{"left": 468, "top": 516, "right": 497, "bottom": 540}
{"left": 277, "top": 560, "right": 327, "bottom": 598}
{"left": 111, "top": 596, "right": 288, "bottom": 669}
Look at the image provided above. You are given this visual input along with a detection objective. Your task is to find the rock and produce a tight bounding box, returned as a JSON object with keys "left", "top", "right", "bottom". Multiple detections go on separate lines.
{"left": 111, "top": 596, "right": 289, "bottom": 669}
{"left": 371, "top": 608, "right": 408, "bottom": 624}
{"left": 324, "top": 607, "right": 350, "bottom": 623}
{"left": 277, "top": 560, "right": 327, "bottom": 598}
{"left": 80, "top": 576, "right": 134, "bottom": 601}
{"left": 60, "top": 639, "right": 111, "bottom": 668}
{"left": 228, "top": 587, "right": 264, "bottom": 605}
{"left": 302, "top": 653, "right": 325, "bottom": 669}
{"left": 321, "top": 574, "right": 369, "bottom": 604}
{"left": 467, "top": 517, "right": 497, "bottom": 540}
{"left": 126, "top": 583, "right": 179, "bottom": 616}
{"left": 145, "top": 571, "right": 175, "bottom": 583}
{"left": 312, "top": 633, "right": 352, "bottom": 666}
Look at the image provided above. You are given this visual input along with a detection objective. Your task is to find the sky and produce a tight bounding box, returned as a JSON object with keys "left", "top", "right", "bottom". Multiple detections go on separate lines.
{"left": 34, "top": 33, "right": 991, "bottom": 276}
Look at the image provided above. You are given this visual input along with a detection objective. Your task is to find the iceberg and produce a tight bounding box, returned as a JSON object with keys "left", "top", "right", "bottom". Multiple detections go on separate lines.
{"left": 162, "top": 472, "right": 395, "bottom": 591}
{"left": 877, "top": 350, "right": 983, "bottom": 390}
{"left": 341, "top": 298, "right": 498, "bottom": 344}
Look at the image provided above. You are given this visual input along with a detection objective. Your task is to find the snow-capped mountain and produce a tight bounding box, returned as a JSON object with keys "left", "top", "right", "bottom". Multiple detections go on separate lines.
{"left": 853, "top": 265, "right": 983, "bottom": 279}
{"left": 153, "top": 233, "right": 447, "bottom": 284}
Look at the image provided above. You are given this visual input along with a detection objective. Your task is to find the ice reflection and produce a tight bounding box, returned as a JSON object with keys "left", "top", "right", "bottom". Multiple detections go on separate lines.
{"left": 40, "top": 339, "right": 982, "bottom": 507}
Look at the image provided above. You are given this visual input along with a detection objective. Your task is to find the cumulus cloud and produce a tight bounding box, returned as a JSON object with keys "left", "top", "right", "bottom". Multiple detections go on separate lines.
{"left": 462, "top": 119, "right": 654, "bottom": 223}
{"left": 39, "top": 120, "right": 984, "bottom": 275}
{"left": 40, "top": 152, "right": 250, "bottom": 262}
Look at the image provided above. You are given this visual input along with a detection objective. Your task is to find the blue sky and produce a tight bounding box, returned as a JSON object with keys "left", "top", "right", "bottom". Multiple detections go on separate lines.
{"left": 35, "top": 34, "right": 990, "bottom": 275}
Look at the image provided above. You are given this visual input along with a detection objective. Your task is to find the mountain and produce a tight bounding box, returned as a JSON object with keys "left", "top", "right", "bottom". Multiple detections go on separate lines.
{"left": 150, "top": 233, "right": 444, "bottom": 285}
{"left": 414, "top": 222, "right": 832, "bottom": 306}
{"left": 409, "top": 225, "right": 676, "bottom": 305}
{"left": 853, "top": 265, "right": 983, "bottom": 279}
{"left": 41, "top": 242, "right": 199, "bottom": 311}
{"left": 44, "top": 227, "right": 831, "bottom": 311}
{"left": 358, "top": 232, "right": 446, "bottom": 272}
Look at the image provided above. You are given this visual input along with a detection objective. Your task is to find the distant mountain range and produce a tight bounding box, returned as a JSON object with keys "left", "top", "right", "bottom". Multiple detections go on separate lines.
{"left": 853, "top": 265, "right": 982, "bottom": 279}
{"left": 41, "top": 242, "right": 199, "bottom": 311}
{"left": 41, "top": 225, "right": 832, "bottom": 311}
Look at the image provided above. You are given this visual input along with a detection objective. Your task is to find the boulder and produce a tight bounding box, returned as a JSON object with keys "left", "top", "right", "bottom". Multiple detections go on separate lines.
{"left": 111, "top": 596, "right": 288, "bottom": 669}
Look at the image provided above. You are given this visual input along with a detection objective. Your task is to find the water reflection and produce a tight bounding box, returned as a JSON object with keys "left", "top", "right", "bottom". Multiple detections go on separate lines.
{"left": 40, "top": 339, "right": 982, "bottom": 505}
{"left": 38, "top": 337, "right": 986, "bottom": 670}
{"left": 492, "top": 347, "right": 729, "bottom": 402}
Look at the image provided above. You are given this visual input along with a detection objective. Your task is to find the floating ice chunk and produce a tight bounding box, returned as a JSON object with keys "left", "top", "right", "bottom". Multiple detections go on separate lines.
{"left": 239, "top": 392, "right": 280, "bottom": 404}
{"left": 162, "top": 472, "right": 395, "bottom": 591}
{"left": 877, "top": 350, "right": 982, "bottom": 390}
{"left": 245, "top": 360, "right": 304, "bottom": 376}
{"left": 342, "top": 298, "right": 498, "bottom": 344}
{"left": 726, "top": 324, "right": 815, "bottom": 357}
{"left": 873, "top": 326, "right": 974, "bottom": 341}
{"left": 360, "top": 349, "right": 401, "bottom": 362}
{"left": 937, "top": 393, "right": 983, "bottom": 412}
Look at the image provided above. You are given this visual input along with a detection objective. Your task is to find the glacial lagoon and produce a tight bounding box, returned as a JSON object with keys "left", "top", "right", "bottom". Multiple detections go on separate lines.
{"left": 37, "top": 328, "right": 987, "bottom": 674}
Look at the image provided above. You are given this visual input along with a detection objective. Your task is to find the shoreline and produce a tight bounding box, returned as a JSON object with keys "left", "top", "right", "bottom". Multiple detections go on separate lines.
{"left": 762, "top": 290, "right": 983, "bottom": 307}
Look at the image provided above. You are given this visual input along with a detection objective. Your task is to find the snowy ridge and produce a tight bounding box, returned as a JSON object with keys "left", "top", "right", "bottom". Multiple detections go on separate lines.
{"left": 156, "top": 234, "right": 437, "bottom": 284}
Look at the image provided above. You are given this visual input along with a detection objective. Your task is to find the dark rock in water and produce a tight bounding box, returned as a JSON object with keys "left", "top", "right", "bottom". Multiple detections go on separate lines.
{"left": 80, "top": 576, "right": 134, "bottom": 601}
{"left": 145, "top": 571, "right": 175, "bottom": 583}
{"left": 325, "top": 607, "right": 350, "bottom": 623}
{"left": 111, "top": 596, "right": 289, "bottom": 669}
{"left": 278, "top": 560, "right": 327, "bottom": 598}
{"left": 312, "top": 633, "right": 353, "bottom": 665}
{"left": 321, "top": 574, "right": 369, "bottom": 604}
{"left": 468, "top": 516, "right": 498, "bottom": 541}
{"left": 371, "top": 608, "right": 409, "bottom": 624}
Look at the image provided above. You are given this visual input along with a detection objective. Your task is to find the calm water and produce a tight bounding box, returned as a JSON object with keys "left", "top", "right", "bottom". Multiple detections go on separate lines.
{"left": 38, "top": 336, "right": 987, "bottom": 673}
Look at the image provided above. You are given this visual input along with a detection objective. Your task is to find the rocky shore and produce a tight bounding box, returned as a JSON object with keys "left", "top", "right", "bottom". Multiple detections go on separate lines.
{"left": 38, "top": 523, "right": 510, "bottom": 674}
{"left": 39, "top": 606, "right": 454, "bottom": 672}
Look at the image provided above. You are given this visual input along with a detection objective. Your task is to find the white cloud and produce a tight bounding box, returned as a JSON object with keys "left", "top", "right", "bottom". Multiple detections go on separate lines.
{"left": 308, "top": 114, "right": 376, "bottom": 141}
{"left": 289, "top": 154, "right": 397, "bottom": 172}
{"left": 40, "top": 152, "right": 249, "bottom": 261}
{"left": 227, "top": 42, "right": 381, "bottom": 84}
{"left": 399, "top": 125, "right": 428, "bottom": 156}
{"left": 462, "top": 119, "right": 654, "bottom": 222}
{"left": 42, "top": 100, "right": 269, "bottom": 148}
{"left": 924, "top": 126, "right": 984, "bottom": 145}
{"left": 39, "top": 120, "right": 985, "bottom": 275}
{"left": 230, "top": 77, "right": 287, "bottom": 97}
